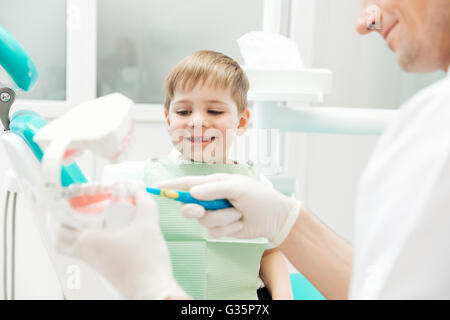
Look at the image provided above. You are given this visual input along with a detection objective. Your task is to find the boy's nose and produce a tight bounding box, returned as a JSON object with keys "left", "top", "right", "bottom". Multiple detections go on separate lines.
{"left": 188, "top": 114, "right": 211, "bottom": 128}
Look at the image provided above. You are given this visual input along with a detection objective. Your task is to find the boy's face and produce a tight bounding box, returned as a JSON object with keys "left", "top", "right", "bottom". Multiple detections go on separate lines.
{"left": 165, "top": 82, "right": 249, "bottom": 163}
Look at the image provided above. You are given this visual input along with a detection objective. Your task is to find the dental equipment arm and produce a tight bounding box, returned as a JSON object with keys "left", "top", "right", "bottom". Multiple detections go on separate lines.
{"left": 0, "top": 25, "right": 38, "bottom": 130}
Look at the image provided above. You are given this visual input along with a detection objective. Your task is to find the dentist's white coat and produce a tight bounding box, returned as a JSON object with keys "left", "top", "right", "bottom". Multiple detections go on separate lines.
{"left": 350, "top": 71, "right": 450, "bottom": 299}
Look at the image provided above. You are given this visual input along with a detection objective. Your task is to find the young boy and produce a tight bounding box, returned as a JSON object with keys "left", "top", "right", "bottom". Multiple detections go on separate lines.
{"left": 144, "top": 50, "right": 293, "bottom": 300}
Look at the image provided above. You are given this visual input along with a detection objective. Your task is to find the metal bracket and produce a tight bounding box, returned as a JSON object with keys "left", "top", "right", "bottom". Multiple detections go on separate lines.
{"left": 0, "top": 87, "right": 15, "bottom": 131}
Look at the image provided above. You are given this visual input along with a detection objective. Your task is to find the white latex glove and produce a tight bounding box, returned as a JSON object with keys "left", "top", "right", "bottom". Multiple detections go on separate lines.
{"left": 154, "top": 174, "right": 302, "bottom": 246}
{"left": 49, "top": 191, "right": 188, "bottom": 300}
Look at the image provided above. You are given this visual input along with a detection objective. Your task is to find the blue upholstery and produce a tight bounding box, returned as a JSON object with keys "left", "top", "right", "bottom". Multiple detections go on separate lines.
{"left": 290, "top": 273, "right": 325, "bottom": 300}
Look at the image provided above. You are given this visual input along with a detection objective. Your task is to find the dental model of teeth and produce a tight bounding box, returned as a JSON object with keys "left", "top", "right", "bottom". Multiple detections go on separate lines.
{"left": 55, "top": 181, "right": 143, "bottom": 229}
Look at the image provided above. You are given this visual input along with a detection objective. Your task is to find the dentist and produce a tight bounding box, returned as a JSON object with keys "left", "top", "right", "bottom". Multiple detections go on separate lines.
{"left": 53, "top": 0, "right": 450, "bottom": 300}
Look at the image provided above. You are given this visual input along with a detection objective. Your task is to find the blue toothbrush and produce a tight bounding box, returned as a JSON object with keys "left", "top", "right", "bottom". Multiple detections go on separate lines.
{"left": 146, "top": 187, "right": 232, "bottom": 210}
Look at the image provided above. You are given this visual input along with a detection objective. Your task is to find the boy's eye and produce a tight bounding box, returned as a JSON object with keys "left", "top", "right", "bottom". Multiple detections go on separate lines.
{"left": 176, "top": 110, "right": 191, "bottom": 116}
{"left": 208, "top": 110, "right": 224, "bottom": 115}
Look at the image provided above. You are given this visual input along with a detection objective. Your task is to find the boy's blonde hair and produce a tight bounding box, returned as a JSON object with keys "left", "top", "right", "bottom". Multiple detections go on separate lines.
{"left": 164, "top": 50, "right": 249, "bottom": 113}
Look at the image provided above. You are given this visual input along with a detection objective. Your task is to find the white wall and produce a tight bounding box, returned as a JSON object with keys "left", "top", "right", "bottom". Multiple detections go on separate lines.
{"left": 310, "top": 0, "right": 445, "bottom": 109}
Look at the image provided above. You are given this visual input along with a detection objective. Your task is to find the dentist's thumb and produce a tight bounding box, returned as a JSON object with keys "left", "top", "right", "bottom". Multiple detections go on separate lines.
{"left": 180, "top": 203, "right": 206, "bottom": 219}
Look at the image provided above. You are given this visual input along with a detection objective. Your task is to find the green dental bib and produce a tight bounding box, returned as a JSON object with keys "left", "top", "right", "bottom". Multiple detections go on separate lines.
{"left": 144, "top": 156, "right": 268, "bottom": 300}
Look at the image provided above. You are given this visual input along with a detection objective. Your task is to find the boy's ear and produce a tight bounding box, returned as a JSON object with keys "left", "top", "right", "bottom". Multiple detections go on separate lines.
{"left": 164, "top": 110, "right": 170, "bottom": 127}
{"left": 237, "top": 108, "right": 250, "bottom": 136}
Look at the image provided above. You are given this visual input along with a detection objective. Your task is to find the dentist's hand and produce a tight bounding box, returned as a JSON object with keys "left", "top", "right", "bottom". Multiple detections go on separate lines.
{"left": 49, "top": 191, "right": 188, "bottom": 300}
{"left": 154, "top": 174, "right": 302, "bottom": 246}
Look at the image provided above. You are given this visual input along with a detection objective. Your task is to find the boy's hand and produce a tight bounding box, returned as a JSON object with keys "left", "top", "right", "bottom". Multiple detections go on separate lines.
{"left": 154, "top": 174, "right": 302, "bottom": 246}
